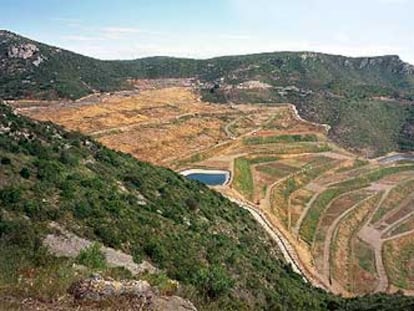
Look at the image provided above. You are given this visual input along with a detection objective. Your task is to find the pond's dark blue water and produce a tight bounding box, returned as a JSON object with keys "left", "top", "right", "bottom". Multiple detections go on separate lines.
{"left": 186, "top": 173, "right": 228, "bottom": 186}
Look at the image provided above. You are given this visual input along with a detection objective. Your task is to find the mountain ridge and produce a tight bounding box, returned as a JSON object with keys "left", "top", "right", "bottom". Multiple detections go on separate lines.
{"left": 1, "top": 30, "right": 414, "bottom": 100}
{"left": 1, "top": 29, "right": 413, "bottom": 156}
{"left": 2, "top": 29, "right": 413, "bottom": 66}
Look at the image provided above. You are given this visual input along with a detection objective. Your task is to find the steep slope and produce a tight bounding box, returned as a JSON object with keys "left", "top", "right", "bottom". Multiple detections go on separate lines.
{"left": 2, "top": 102, "right": 414, "bottom": 309}
{"left": 1, "top": 29, "right": 413, "bottom": 153}
{"left": 0, "top": 101, "right": 326, "bottom": 309}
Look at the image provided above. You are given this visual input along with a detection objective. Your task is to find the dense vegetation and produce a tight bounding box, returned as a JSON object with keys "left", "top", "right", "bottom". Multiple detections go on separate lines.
{"left": 292, "top": 94, "right": 413, "bottom": 156}
{"left": 2, "top": 30, "right": 414, "bottom": 101}
{"left": 2, "top": 102, "right": 414, "bottom": 309}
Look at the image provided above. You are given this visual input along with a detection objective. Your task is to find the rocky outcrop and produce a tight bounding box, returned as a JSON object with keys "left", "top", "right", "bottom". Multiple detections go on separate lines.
{"left": 69, "top": 274, "right": 197, "bottom": 311}
{"left": 7, "top": 43, "right": 45, "bottom": 66}
{"left": 69, "top": 275, "right": 153, "bottom": 302}
{"left": 354, "top": 55, "right": 414, "bottom": 75}
{"left": 238, "top": 80, "right": 272, "bottom": 89}
{"left": 153, "top": 296, "right": 198, "bottom": 311}
{"left": 43, "top": 222, "right": 157, "bottom": 275}
{"left": 8, "top": 43, "right": 39, "bottom": 59}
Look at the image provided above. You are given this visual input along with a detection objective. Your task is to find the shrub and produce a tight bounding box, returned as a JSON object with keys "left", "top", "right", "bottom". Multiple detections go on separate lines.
{"left": 144, "top": 240, "right": 167, "bottom": 264}
{"left": 1, "top": 157, "right": 11, "bottom": 165}
{"left": 76, "top": 243, "right": 106, "bottom": 270}
{"left": 19, "top": 167, "right": 30, "bottom": 179}
{"left": 132, "top": 245, "right": 144, "bottom": 264}
{"left": 145, "top": 272, "right": 178, "bottom": 296}
{"left": 35, "top": 160, "right": 64, "bottom": 183}
{"left": 194, "top": 265, "right": 234, "bottom": 298}
{"left": 59, "top": 150, "right": 79, "bottom": 166}
{"left": 185, "top": 197, "right": 199, "bottom": 211}
{"left": 0, "top": 186, "right": 22, "bottom": 205}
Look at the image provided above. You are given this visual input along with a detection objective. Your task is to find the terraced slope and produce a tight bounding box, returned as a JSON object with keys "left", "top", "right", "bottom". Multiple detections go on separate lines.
{"left": 5, "top": 100, "right": 414, "bottom": 310}
{"left": 16, "top": 87, "right": 414, "bottom": 298}
{"left": 1, "top": 30, "right": 414, "bottom": 154}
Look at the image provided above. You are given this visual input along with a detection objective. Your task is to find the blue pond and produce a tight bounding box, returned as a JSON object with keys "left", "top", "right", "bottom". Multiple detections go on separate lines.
{"left": 181, "top": 169, "right": 230, "bottom": 186}
{"left": 186, "top": 173, "right": 228, "bottom": 186}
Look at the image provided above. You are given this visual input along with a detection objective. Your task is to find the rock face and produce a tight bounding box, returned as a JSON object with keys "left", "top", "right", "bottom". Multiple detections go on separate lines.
{"left": 8, "top": 43, "right": 39, "bottom": 59}
{"left": 69, "top": 275, "right": 197, "bottom": 311}
{"left": 6, "top": 43, "right": 45, "bottom": 66}
{"left": 69, "top": 275, "right": 153, "bottom": 302}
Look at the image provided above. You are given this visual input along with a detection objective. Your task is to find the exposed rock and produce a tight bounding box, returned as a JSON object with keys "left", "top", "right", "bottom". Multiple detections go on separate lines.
{"left": 69, "top": 274, "right": 198, "bottom": 311}
{"left": 237, "top": 80, "right": 272, "bottom": 89}
{"left": 402, "top": 63, "right": 414, "bottom": 75}
{"left": 32, "top": 56, "right": 44, "bottom": 67}
{"left": 300, "top": 52, "right": 318, "bottom": 61}
{"left": 43, "top": 222, "right": 157, "bottom": 275}
{"left": 353, "top": 55, "right": 414, "bottom": 75}
{"left": 359, "top": 58, "right": 369, "bottom": 69}
{"left": 8, "top": 43, "right": 39, "bottom": 59}
{"left": 69, "top": 274, "right": 153, "bottom": 302}
{"left": 153, "top": 296, "right": 198, "bottom": 311}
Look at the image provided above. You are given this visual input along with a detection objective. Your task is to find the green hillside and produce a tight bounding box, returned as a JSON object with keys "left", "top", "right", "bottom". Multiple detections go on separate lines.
{"left": 0, "top": 30, "right": 199, "bottom": 99}
{"left": 1, "top": 29, "right": 413, "bottom": 154}
{"left": 2, "top": 30, "right": 414, "bottom": 100}
{"left": 0, "top": 101, "right": 323, "bottom": 310}
{"left": 2, "top": 102, "right": 414, "bottom": 310}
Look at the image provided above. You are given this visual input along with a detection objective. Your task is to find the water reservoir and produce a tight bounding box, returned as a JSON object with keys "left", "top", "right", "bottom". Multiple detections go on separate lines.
{"left": 180, "top": 169, "right": 230, "bottom": 186}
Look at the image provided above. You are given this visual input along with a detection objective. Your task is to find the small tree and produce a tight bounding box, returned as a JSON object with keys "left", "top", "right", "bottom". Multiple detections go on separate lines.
{"left": 0, "top": 186, "right": 22, "bottom": 204}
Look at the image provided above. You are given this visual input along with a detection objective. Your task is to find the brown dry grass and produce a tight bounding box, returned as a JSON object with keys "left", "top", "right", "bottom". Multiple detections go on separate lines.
{"left": 312, "top": 191, "right": 371, "bottom": 271}
{"left": 19, "top": 88, "right": 286, "bottom": 167}
{"left": 384, "top": 234, "right": 414, "bottom": 290}
{"left": 99, "top": 117, "right": 227, "bottom": 164}
{"left": 387, "top": 213, "right": 414, "bottom": 238}
{"left": 25, "top": 88, "right": 217, "bottom": 132}
{"left": 19, "top": 88, "right": 240, "bottom": 165}
{"left": 331, "top": 194, "right": 380, "bottom": 292}
{"left": 263, "top": 106, "right": 326, "bottom": 134}
{"left": 371, "top": 179, "right": 414, "bottom": 225}
{"left": 290, "top": 188, "right": 315, "bottom": 228}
